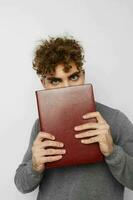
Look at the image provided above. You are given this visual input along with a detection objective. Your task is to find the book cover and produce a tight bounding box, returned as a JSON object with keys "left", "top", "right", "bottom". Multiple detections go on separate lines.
{"left": 35, "top": 83, "right": 104, "bottom": 169}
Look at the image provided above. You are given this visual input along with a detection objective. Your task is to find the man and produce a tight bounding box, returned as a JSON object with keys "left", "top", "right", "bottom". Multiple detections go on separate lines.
{"left": 14, "top": 36, "right": 133, "bottom": 200}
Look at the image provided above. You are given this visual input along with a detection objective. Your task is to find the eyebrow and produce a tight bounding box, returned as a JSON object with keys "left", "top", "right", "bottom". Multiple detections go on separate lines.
{"left": 46, "top": 71, "right": 81, "bottom": 81}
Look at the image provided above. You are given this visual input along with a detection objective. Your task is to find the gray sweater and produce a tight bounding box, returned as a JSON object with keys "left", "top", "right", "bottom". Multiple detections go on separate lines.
{"left": 14, "top": 102, "right": 133, "bottom": 200}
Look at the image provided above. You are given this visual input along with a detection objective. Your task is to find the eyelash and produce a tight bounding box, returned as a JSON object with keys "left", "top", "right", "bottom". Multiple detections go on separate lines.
{"left": 50, "top": 74, "right": 79, "bottom": 84}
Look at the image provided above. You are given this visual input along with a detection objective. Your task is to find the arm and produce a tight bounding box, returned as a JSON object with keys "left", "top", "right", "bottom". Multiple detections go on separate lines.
{"left": 105, "top": 110, "right": 133, "bottom": 190}
{"left": 14, "top": 119, "right": 44, "bottom": 194}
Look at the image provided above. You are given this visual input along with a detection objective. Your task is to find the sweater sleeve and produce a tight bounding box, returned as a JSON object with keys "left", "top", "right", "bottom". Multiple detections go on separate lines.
{"left": 105, "top": 110, "right": 133, "bottom": 190}
{"left": 14, "top": 119, "right": 44, "bottom": 194}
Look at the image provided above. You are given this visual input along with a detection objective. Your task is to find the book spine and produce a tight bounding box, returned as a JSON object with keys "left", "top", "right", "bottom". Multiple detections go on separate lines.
{"left": 35, "top": 91, "right": 43, "bottom": 132}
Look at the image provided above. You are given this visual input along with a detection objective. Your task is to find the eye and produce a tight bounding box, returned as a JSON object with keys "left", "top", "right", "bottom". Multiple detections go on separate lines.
{"left": 50, "top": 79, "right": 60, "bottom": 85}
{"left": 70, "top": 74, "right": 79, "bottom": 81}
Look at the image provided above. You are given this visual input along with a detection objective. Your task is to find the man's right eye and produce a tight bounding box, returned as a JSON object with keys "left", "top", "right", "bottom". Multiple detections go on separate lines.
{"left": 50, "top": 80, "right": 60, "bottom": 85}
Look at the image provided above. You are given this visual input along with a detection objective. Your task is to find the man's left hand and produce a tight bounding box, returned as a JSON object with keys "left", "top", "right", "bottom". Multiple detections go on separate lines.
{"left": 74, "top": 111, "right": 114, "bottom": 157}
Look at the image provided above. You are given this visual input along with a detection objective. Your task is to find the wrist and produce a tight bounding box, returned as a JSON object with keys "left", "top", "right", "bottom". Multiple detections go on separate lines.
{"left": 104, "top": 144, "right": 114, "bottom": 157}
{"left": 32, "top": 162, "right": 45, "bottom": 174}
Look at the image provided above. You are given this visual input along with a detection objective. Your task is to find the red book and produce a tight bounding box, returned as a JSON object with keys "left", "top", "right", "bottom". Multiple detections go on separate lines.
{"left": 35, "top": 83, "right": 104, "bottom": 169}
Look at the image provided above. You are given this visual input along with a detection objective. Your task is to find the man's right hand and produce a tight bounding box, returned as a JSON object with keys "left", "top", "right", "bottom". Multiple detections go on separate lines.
{"left": 31, "top": 132, "right": 66, "bottom": 173}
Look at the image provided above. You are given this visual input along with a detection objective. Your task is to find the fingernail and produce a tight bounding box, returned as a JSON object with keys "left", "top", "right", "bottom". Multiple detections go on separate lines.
{"left": 83, "top": 115, "right": 87, "bottom": 119}
{"left": 74, "top": 126, "right": 78, "bottom": 130}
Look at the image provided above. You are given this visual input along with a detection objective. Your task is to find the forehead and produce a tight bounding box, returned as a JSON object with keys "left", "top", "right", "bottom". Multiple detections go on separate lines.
{"left": 46, "top": 62, "right": 79, "bottom": 78}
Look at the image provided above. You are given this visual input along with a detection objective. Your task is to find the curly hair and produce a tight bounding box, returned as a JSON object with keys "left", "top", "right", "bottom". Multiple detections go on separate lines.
{"left": 32, "top": 36, "right": 85, "bottom": 78}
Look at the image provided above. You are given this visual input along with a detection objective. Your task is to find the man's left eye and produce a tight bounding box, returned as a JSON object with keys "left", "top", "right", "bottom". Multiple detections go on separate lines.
{"left": 70, "top": 75, "right": 79, "bottom": 81}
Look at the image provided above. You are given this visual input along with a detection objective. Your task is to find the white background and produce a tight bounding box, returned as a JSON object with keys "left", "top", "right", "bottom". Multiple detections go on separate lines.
{"left": 0, "top": 0, "right": 133, "bottom": 199}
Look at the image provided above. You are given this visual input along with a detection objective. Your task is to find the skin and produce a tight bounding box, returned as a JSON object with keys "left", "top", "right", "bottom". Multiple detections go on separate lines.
{"left": 32, "top": 62, "right": 114, "bottom": 173}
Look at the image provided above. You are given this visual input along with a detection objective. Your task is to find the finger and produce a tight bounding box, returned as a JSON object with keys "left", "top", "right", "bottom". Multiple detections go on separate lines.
{"left": 83, "top": 111, "right": 106, "bottom": 123}
{"left": 81, "top": 135, "right": 100, "bottom": 144}
{"left": 75, "top": 129, "right": 106, "bottom": 138}
{"left": 33, "top": 148, "right": 66, "bottom": 158}
{"left": 44, "top": 148, "right": 66, "bottom": 156}
{"left": 40, "top": 140, "right": 64, "bottom": 149}
{"left": 41, "top": 155, "right": 63, "bottom": 163}
{"left": 74, "top": 121, "right": 109, "bottom": 131}
{"left": 34, "top": 132, "right": 55, "bottom": 144}
{"left": 74, "top": 122, "right": 99, "bottom": 131}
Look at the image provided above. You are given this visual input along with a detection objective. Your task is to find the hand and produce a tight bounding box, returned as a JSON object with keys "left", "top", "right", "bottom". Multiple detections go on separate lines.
{"left": 74, "top": 111, "right": 114, "bottom": 157}
{"left": 32, "top": 132, "right": 66, "bottom": 173}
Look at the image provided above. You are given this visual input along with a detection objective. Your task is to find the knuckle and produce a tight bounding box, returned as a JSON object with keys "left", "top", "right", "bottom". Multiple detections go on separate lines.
{"left": 55, "top": 142, "right": 60, "bottom": 147}
{"left": 51, "top": 156, "right": 56, "bottom": 161}
{"left": 47, "top": 132, "right": 54, "bottom": 137}
{"left": 47, "top": 157, "right": 52, "bottom": 162}
{"left": 48, "top": 140, "right": 54, "bottom": 146}
{"left": 48, "top": 149, "right": 54, "bottom": 154}
{"left": 43, "top": 140, "right": 50, "bottom": 147}
{"left": 87, "top": 130, "right": 91, "bottom": 135}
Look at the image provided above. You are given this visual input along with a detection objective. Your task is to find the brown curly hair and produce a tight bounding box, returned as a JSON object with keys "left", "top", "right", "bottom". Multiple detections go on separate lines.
{"left": 32, "top": 36, "right": 85, "bottom": 78}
